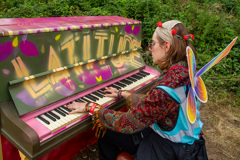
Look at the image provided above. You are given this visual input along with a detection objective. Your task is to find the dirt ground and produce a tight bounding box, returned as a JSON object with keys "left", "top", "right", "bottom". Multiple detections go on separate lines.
{"left": 200, "top": 103, "right": 240, "bottom": 160}
{"left": 73, "top": 102, "right": 240, "bottom": 160}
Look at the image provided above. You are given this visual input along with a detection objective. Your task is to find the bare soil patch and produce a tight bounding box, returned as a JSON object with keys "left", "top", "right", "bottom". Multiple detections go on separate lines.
{"left": 201, "top": 102, "right": 240, "bottom": 160}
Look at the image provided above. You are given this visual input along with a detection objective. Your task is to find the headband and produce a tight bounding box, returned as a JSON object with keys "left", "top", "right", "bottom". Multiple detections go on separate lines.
{"left": 155, "top": 20, "right": 194, "bottom": 45}
{"left": 155, "top": 20, "right": 182, "bottom": 45}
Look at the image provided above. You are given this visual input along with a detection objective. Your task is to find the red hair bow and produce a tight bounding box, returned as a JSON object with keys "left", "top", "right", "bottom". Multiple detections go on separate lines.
{"left": 171, "top": 29, "right": 177, "bottom": 35}
{"left": 190, "top": 34, "right": 194, "bottom": 40}
{"left": 183, "top": 36, "right": 189, "bottom": 40}
{"left": 157, "top": 21, "right": 162, "bottom": 27}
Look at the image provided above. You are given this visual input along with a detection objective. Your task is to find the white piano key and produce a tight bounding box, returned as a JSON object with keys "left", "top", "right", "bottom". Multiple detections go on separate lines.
{"left": 38, "top": 115, "right": 60, "bottom": 132}
{"left": 41, "top": 114, "right": 63, "bottom": 131}
{"left": 51, "top": 110, "right": 72, "bottom": 125}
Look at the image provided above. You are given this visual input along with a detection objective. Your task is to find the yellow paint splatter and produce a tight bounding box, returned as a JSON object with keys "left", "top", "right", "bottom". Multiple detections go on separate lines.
{"left": 55, "top": 34, "right": 61, "bottom": 41}
{"left": 132, "top": 25, "right": 135, "bottom": 31}
{"left": 41, "top": 45, "right": 45, "bottom": 53}
{"left": 96, "top": 76, "right": 102, "bottom": 82}
{"left": 12, "top": 37, "right": 18, "bottom": 47}
{"left": 75, "top": 36, "right": 80, "bottom": 41}
{"left": 115, "top": 27, "right": 118, "bottom": 32}
{"left": 79, "top": 85, "right": 85, "bottom": 89}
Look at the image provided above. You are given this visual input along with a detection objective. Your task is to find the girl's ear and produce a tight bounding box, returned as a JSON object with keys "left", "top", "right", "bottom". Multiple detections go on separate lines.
{"left": 165, "top": 41, "right": 171, "bottom": 53}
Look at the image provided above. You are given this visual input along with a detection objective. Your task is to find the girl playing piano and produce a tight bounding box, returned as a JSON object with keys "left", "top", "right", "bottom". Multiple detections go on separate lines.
{"left": 67, "top": 20, "right": 208, "bottom": 160}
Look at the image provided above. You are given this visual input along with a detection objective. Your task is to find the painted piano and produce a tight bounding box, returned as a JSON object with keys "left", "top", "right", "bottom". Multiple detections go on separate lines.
{"left": 0, "top": 16, "right": 159, "bottom": 160}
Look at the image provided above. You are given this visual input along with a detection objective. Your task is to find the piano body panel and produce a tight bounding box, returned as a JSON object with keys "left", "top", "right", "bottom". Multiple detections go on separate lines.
{"left": 0, "top": 101, "right": 40, "bottom": 157}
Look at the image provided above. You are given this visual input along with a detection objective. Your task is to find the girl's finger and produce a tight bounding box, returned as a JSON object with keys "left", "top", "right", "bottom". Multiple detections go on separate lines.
{"left": 68, "top": 109, "right": 79, "bottom": 114}
{"left": 67, "top": 104, "right": 74, "bottom": 109}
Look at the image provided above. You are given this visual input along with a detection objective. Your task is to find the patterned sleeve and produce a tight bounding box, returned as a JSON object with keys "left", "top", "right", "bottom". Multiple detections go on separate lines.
{"left": 130, "top": 93, "right": 147, "bottom": 105}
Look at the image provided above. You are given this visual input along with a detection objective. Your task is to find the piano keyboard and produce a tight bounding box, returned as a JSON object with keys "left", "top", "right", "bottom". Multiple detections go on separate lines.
{"left": 33, "top": 71, "right": 157, "bottom": 134}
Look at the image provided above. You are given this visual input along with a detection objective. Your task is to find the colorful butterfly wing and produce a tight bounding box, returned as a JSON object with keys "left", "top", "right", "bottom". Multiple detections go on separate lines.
{"left": 186, "top": 87, "right": 196, "bottom": 124}
{"left": 194, "top": 76, "right": 207, "bottom": 103}
{"left": 186, "top": 46, "right": 197, "bottom": 124}
{"left": 186, "top": 46, "right": 196, "bottom": 91}
{"left": 196, "top": 37, "right": 238, "bottom": 77}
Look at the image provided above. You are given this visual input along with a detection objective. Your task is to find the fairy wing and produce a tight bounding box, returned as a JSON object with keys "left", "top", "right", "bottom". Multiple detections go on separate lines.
{"left": 196, "top": 37, "right": 238, "bottom": 77}
{"left": 186, "top": 46, "right": 198, "bottom": 123}
{"left": 186, "top": 87, "right": 197, "bottom": 124}
{"left": 186, "top": 46, "right": 209, "bottom": 103}
{"left": 186, "top": 46, "right": 196, "bottom": 91}
{"left": 186, "top": 46, "right": 207, "bottom": 123}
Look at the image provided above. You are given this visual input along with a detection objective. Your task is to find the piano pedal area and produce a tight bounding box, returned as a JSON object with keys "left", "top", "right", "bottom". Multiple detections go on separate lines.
{"left": 72, "top": 143, "right": 99, "bottom": 160}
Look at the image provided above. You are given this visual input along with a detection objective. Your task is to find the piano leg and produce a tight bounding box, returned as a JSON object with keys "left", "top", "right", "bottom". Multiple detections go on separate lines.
{"left": 0, "top": 135, "right": 21, "bottom": 160}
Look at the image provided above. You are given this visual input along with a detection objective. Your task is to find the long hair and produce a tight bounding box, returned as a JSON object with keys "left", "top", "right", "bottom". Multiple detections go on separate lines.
{"left": 157, "top": 23, "right": 196, "bottom": 70}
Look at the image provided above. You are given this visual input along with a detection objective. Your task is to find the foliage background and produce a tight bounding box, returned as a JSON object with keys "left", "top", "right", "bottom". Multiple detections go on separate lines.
{"left": 0, "top": 0, "right": 239, "bottom": 106}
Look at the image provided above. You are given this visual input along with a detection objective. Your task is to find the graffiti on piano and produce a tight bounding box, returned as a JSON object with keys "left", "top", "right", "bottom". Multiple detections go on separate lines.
{"left": 1, "top": 25, "right": 143, "bottom": 115}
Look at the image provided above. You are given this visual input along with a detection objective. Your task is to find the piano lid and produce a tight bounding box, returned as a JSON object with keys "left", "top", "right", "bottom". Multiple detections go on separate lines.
{"left": 0, "top": 16, "right": 141, "bottom": 37}
{"left": 0, "top": 16, "right": 142, "bottom": 102}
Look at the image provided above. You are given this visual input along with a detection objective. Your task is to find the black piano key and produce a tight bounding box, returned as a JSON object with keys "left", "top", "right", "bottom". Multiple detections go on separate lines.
{"left": 81, "top": 97, "right": 91, "bottom": 102}
{"left": 75, "top": 99, "right": 84, "bottom": 102}
{"left": 84, "top": 95, "right": 96, "bottom": 101}
{"left": 54, "top": 108, "right": 66, "bottom": 116}
{"left": 79, "top": 98, "right": 88, "bottom": 102}
{"left": 37, "top": 115, "right": 50, "bottom": 125}
{"left": 110, "top": 84, "right": 121, "bottom": 90}
{"left": 136, "top": 73, "right": 143, "bottom": 77}
{"left": 132, "top": 74, "right": 142, "bottom": 80}
{"left": 92, "top": 92, "right": 104, "bottom": 98}
{"left": 116, "top": 82, "right": 126, "bottom": 87}
{"left": 90, "top": 93, "right": 101, "bottom": 100}
{"left": 126, "top": 79, "right": 133, "bottom": 84}
{"left": 58, "top": 107, "right": 68, "bottom": 115}
{"left": 88, "top": 94, "right": 99, "bottom": 100}
{"left": 120, "top": 79, "right": 131, "bottom": 85}
{"left": 96, "top": 91, "right": 106, "bottom": 97}
{"left": 119, "top": 80, "right": 128, "bottom": 85}
{"left": 100, "top": 88, "right": 106, "bottom": 92}
{"left": 48, "top": 111, "right": 60, "bottom": 119}
{"left": 126, "top": 77, "right": 137, "bottom": 82}
{"left": 129, "top": 77, "right": 138, "bottom": 81}
{"left": 113, "top": 83, "right": 123, "bottom": 89}
{"left": 61, "top": 106, "right": 72, "bottom": 112}
{"left": 98, "top": 90, "right": 105, "bottom": 94}
{"left": 129, "top": 76, "right": 138, "bottom": 81}
{"left": 140, "top": 71, "right": 150, "bottom": 75}
{"left": 136, "top": 72, "right": 146, "bottom": 77}
{"left": 44, "top": 113, "right": 56, "bottom": 121}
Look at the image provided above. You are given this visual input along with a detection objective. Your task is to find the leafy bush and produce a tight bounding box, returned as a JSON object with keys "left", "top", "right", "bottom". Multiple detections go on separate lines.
{"left": 0, "top": 0, "right": 239, "bottom": 97}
